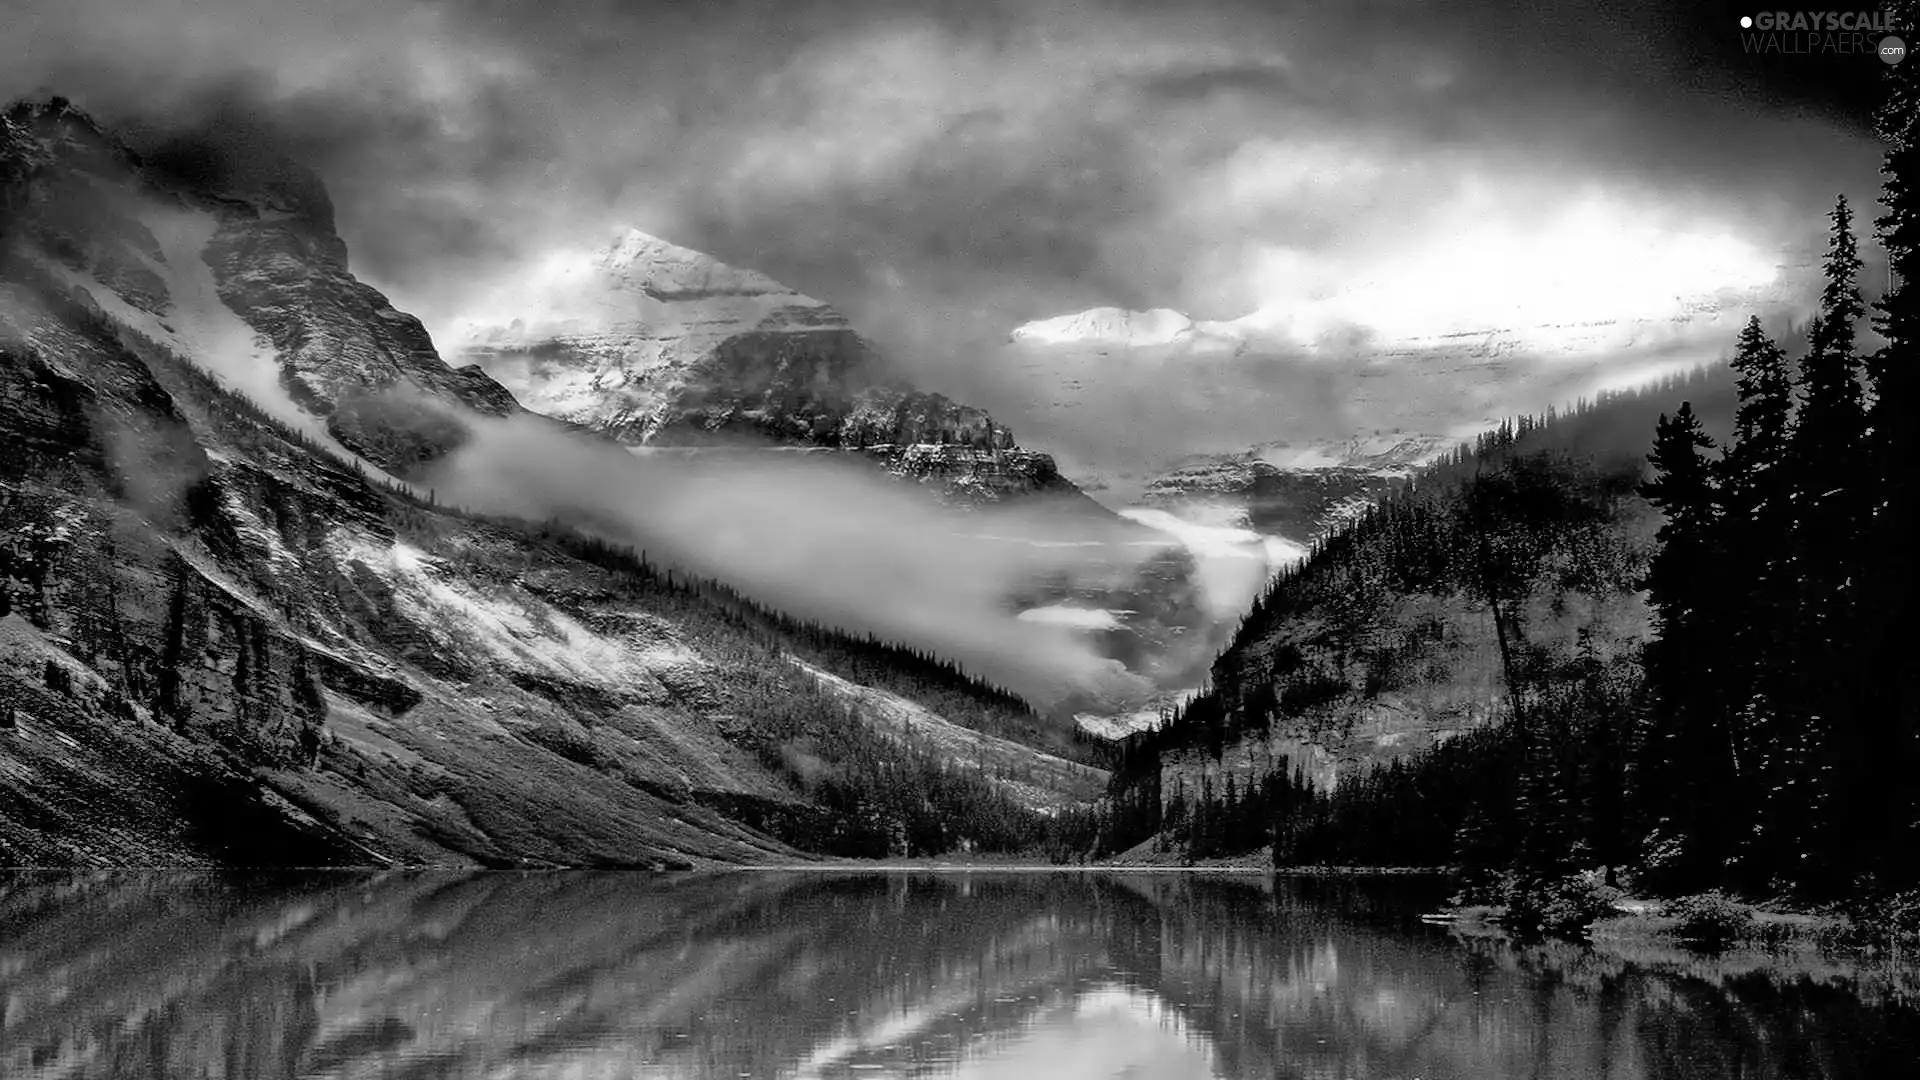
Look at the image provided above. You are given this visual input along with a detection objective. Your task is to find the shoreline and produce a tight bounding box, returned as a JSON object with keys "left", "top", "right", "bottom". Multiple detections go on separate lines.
{"left": 749, "top": 858, "right": 1915, "bottom": 964}
{"left": 5, "top": 861, "right": 1912, "bottom": 968}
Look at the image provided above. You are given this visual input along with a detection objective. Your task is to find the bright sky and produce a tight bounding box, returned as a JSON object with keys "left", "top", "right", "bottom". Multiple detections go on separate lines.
{"left": 1235, "top": 187, "right": 1783, "bottom": 343}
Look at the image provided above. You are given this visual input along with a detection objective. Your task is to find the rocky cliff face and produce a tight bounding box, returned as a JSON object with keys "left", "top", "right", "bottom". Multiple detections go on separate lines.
{"left": 0, "top": 261, "right": 1106, "bottom": 866}
{"left": 197, "top": 206, "right": 520, "bottom": 470}
{"left": 859, "top": 443, "right": 1077, "bottom": 502}
{"left": 3, "top": 97, "right": 519, "bottom": 477}
{"left": 1144, "top": 460, "right": 1394, "bottom": 541}
{"left": 0, "top": 269, "right": 766, "bottom": 865}
{"left": 443, "top": 229, "right": 1218, "bottom": 702}
{"left": 0, "top": 296, "right": 328, "bottom": 771}
{"left": 1, "top": 98, "right": 1105, "bottom": 867}
{"left": 450, "top": 229, "right": 1065, "bottom": 502}
{"left": 1141, "top": 434, "right": 1456, "bottom": 542}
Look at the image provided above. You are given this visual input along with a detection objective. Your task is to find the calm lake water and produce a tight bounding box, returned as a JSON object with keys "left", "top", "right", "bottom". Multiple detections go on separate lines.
{"left": 3, "top": 870, "right": 1918, "bottom": 1079}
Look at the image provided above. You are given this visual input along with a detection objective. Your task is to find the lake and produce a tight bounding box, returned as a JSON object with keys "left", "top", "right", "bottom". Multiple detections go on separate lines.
{"left": 3, "top": 870, "right": 1917, "bottom": 1078}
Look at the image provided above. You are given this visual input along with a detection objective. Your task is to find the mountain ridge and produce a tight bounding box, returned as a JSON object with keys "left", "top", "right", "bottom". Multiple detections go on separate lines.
{"left": 1083, "top": 364, "right": 1743, "bottom": 859}
{"left": 1, "top": 96, "right": 1110, "bottom": 867}
{"left": 4, "top": 95, "right": 525, "bottom": 477}
{"left": 450, "top": 226, "right": 1086, "bottom": 504}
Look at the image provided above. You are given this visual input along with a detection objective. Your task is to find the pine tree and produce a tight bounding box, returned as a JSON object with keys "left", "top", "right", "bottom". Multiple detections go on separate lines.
{"left": 1639, "top": 402, "right": 1732, "bottom": 888}
{"left": 1511, "top": 716, "right": 1574, "bottom": 878}
{"left": 1195, "top": 773, "right": 1218, "bottom": 859}
{"left": 1571, "top": 629, "right": 1635, "bottom": 887}
{"left": 1716, "top": 318, "right": 1799, "bottom": 883}
{"left": 1725, "top": 317, "right": 1797, "bottom": 495}
{"left": 1782, "top": 197, "right": 1872, "bottom": 888}
{"left": 1790, "top": 196, "right": 1870, "bottom": 570}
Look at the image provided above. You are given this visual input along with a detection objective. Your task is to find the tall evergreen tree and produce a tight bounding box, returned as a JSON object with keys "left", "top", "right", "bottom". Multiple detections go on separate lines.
{"left": 1781, "top": 197, "right": 1872, "bottom": 887}
{"left": 1790, "top": 196, "right": 1870, "bottom": 556}
{"left": 1639, "top": 402, "right": 1732, "bottom": 888}
{"left": 1729, "top": 318, "right": 1797, "bottom": 467}
{"left": 1716, "top": 318, "right": 1799, "bottom": 882}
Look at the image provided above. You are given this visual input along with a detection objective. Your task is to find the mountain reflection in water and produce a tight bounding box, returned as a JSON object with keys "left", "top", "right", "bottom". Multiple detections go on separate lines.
{"left": 3, "top": 871, "right": 1918, "bottom": 1079}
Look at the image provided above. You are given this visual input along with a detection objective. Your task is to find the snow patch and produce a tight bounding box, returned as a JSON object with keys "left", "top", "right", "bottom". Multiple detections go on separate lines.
{"left": 43, "top": 205, "right": 406, "bottom": 483}
{"left": 1248, "top": 432, "right": 1456, "bottom": 473}
{"left": 448, "top": 228, "right": 838, "bottom": 357}
{"left": 445, "top": 227, "right": 853, "bottom": 441}
{"left": 135, "top": 209, "right": 328, "bottom": 440}
{"left": 1010, "top": 307, "right": 1200, "bottom": 347}
{"left": 332, "top": 532, "right": 707, "bottom": 690}
{"left": 217, "top": 486, "right": 303, "bottom": 578}
{"left": 599, "top": 228, "right": 795, "bottom": 299}
{"left": 1074, "top": 686, "right": 1205, "bottom": 739}
{"left": 1017, "top": 606, "right": 1127, "bottom": 631}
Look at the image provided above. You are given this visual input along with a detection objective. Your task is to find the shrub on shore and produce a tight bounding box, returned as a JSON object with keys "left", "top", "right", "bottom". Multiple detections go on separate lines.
{"left": 1666, "top": 890, "right": 1756, "bottom": 948}
{"left": 1498, "top": 872, "right": 1622, "bottom": 937}
{"left": 1846, "top": 890, "right": 1920, "bottom": 953}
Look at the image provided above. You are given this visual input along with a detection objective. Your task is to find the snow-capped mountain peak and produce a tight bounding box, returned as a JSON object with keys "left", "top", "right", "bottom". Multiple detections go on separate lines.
{"left": 457, "top": 228, "right": 846, "bottom": 350}
{"left": 1008, "top": 307, "right": 1207, "bottom": 347}
{"left": 597, "top": 228, "right": 799, "bottom": 301}
{"left": 445, "top": 228, "right": 1069, "bottom": 500}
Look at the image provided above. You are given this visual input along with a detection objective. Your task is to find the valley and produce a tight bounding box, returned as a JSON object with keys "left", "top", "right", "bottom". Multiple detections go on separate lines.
{"left": 1, "top": 98, "right": 1117, "bottom": 866}
{"left": 7, "top": 3, "right": 1920, "bottom": 1077}
{"left": 0, "top": 81, "right": 1903, "bottom": 897}
{"left": 0, "top": 94, "right": 1803, "bottom": 868}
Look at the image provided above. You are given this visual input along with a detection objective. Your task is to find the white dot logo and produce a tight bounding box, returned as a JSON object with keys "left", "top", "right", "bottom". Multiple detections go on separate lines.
{"left": 1740, "top": 15, "right": 1753, "bottom": 27}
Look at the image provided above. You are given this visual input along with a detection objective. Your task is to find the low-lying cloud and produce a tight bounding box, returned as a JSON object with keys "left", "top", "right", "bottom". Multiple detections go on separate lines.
{"left": 421, "top": 412, "right": 1162, "bottom": 709}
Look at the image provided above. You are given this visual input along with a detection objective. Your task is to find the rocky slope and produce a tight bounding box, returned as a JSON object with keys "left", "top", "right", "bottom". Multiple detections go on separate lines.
{"left": 1112, "top": 366, "right": 1743, "bottom": 836}
{"left": 0, "top": 97, "right": 1104, "bottom": 866}
{"left": 451, "top": 229, "right": 1074, "bottom": 503}
{"left": 992, "top": 290, "right": 1797, "bottom": 736}
{"left": 1140, "top": 433, "right": 1458, "bottom": 544}
{"left": 3, "top": 98, "right": 520, "bottom": 477}
{"left": 440, "top": 227, "right": 1221, "bottom": 713}
{"left": 1, "top": 95, "right": 1215, "bottom": 733}
{"left": 0, "top": 264, "right": 1103, "bottom": 866}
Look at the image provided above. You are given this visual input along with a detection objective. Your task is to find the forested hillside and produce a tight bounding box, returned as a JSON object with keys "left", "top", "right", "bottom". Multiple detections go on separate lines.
{"left": 0, "top": 254, "right": 1100, "bottom": 865}
{"left": 1073, "top": 46, "right": 1920, "bottom": 911}
{"left": 1076, "top": 366, "right": 1730, "bottom": 862}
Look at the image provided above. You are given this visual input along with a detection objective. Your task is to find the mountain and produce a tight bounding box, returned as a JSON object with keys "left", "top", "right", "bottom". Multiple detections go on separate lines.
{"left": 1000, "top": 293, "right": 1806, "bottom": 505}
{"left": 1056, "top": 433, "right": 1460, "bottom": 742}
{"left": 984, "top": 290, "right": 1805, "bottom": 721}
{"left": 0, "top": 96, "right": 1107, "bottom": 867}
{"left": 1091, "top": 365, "right": 1742, "bottom": 855}
{"left": 438, "top": 225, "right": 1231, "bottom": 722}
{"left": 3, "top": 98, "right": 522, "bottom": 478}
{"left": 449, "top": 228, "right": 1076, "bottom": 504}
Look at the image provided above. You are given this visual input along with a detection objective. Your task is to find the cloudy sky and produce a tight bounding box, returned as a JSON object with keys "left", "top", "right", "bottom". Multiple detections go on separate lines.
{"left": 5, "top": 0, "right": 1903, "bottom": 706}
{"left": 3, "top": 0, "right": 1892, "bottom": 434}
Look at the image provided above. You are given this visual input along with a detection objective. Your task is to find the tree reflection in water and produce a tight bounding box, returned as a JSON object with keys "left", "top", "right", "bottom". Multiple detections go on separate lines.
{"left": 2, "top": 870, "right": 1917, "bottom": 1079}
